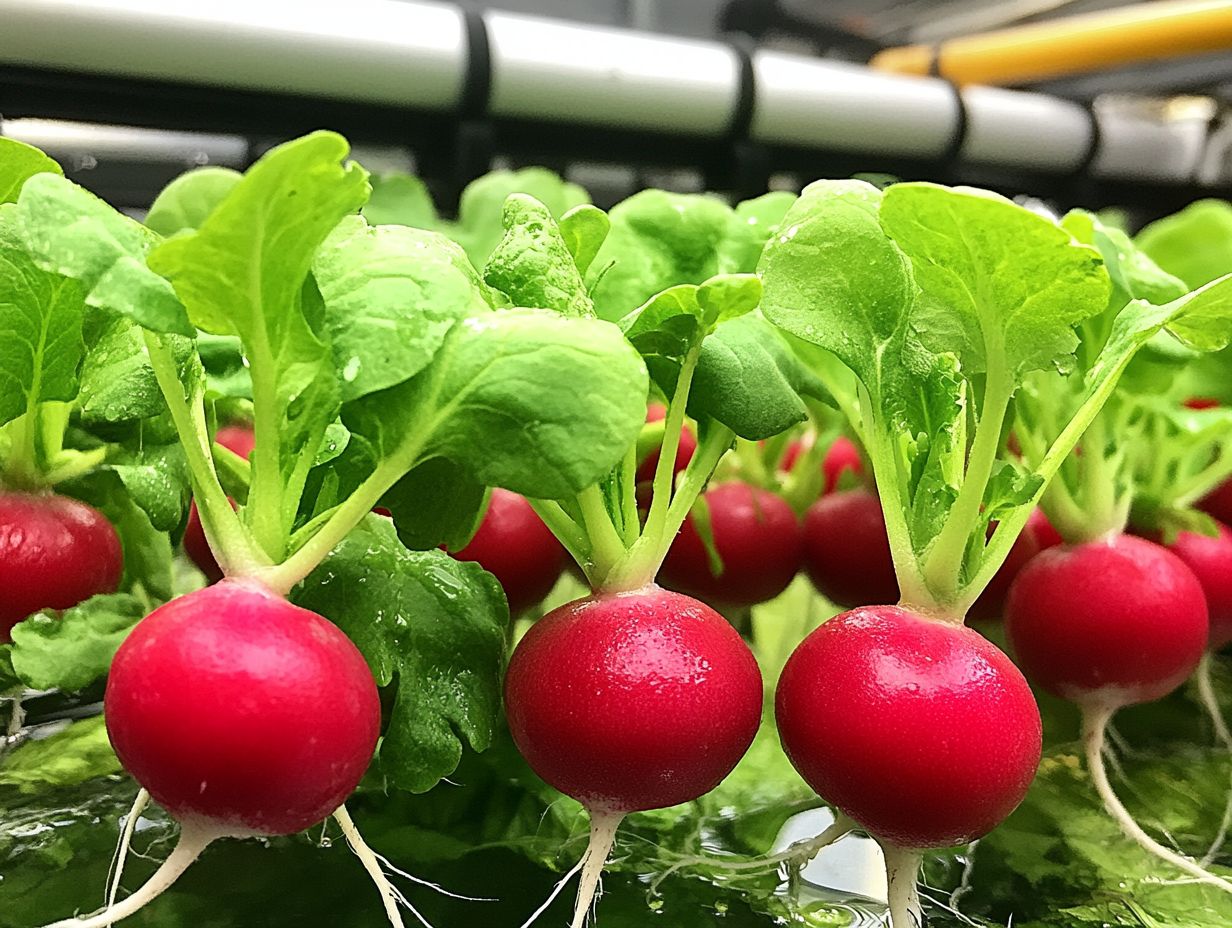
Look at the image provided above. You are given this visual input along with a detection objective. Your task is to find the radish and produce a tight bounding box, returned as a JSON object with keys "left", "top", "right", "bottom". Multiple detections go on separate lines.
{"left": 1004, "top": 534, "right": 1232, "bottom": 890}
{"left": 39, "top": 579, "right": 382, "bottom": 928}
{"left": 800, "top": 488, "right": 898, "bottom": 607}
{"left": 1026, "top": 507, "right": 1063, "bottom": 550}
{"left": 182, "top": 424, "right": 253, "bottom": 583}
{"left": 966, "top": 521, "right": 1042, "bottom": 622}
{"left": 1161, "top": 522, "right": 1232, "bottom": 652}
{"left": 1200, "top": 479, "right": 1232, "bottom": 526}
{"left": 0, "top": 492, "right": 123, "bottom": 642}
{"left": 658, "top": 481, "right": 802, "bottom": 607}
{"left": 448, "top": 488, "right": 567, "bottom": 614}
{"left": 777, "top": 605, "right": 1041, "bottom": 847}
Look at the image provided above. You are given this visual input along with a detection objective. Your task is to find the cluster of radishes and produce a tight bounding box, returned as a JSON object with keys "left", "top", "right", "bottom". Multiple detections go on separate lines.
{"left": 7, "top": 128, "right": 1232, "bottom": 928}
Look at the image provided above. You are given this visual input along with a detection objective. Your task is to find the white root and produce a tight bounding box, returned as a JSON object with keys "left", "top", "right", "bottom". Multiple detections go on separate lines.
{"left": 39, "top": 824, "right": 216, "bottom": 928}
{"left": 879, "top": 841, "right": 923, "bottom": 928}
{"left": 1195, "top": 652, "right": 1232, "bottom": 865}
{"left": 1083, "top": 704, "right": 1232, "bottom": 893}
{"left": 516, "top": 855, "right": 588, "bottom": 928}
{"left": 1, "top": 695, "right": 25, "bottom": 760}
{"left": 105, "top": 789, "right": 151, "bottom": 919}
{"left": 569, "top": 810, "right": 624, "bottom": 928}
{"left": 333, "top": 805, "right": 414, "bottom": 928}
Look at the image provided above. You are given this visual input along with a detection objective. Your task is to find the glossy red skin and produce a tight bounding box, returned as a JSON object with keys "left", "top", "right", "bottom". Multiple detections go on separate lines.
{"left": 105, "top": 580, "right": 380, "bottom": 836}
{"left": 801, "top": 489, "right": 899, "bottom": 607}
{"left": 776, "top": 605, "right": 1041, "bottom": 848}
{"left": 504, "top": 588, "right": 763, "bottom": 813}
{"left": 1199, "top": 479, "right": 1232, "bottom": 526}
{"left": 182, "top": 426, "right": 254, "bottom": 583}
{"left": 1005, "top": 534, "right": 1209, "bottom": 709}
{"left": 637, "top": 404, "right": 697, "bottom": 484}
{"left": 1026, "top": 508, "right": 1064, "bottom": 550}
{"left": 450, "top": 489, "right": 567, "bottom": 614}
{"left": 967, "top": 525, "right": 1043, "bottom": 622}
{"left": 1164, "top": 522, "right": 1232, "bottom": 650}
{"left": 0, "top": 492, "right": 123, "bottom": 642}
{"left": 659, "top": 483, "right": 803, "bottom": 607}
{"left": 1185, "top": 397, "right": 1221, "bottom": 410}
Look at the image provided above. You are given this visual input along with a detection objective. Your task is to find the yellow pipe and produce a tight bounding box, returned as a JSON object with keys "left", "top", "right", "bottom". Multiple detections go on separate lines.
{"left": 871, "top": 0, "right": 1232, "bottom": 86}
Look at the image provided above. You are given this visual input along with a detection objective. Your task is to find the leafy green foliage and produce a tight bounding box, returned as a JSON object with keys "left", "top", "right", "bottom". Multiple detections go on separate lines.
{"left": 450, "top": 167, "right": 589, "bottom": 267}
{"left": 0, "top": 138, "right": 62, "bottom": 205}
{"left": 1137, "top": 199, "right": 1232, "bottom": 289}
{"left": 378, "top": 459, "right": 487, "bottom": 551}
{"left": 314, "top": 215, "right": 491, "bottom": 402}
{"left": 719, "top": 190, "right": 797, "bottom": 274}
{"left": 9, "top": 594, "right": 146, "bottom": 692}
{"left": 294, "top": 516, "right": 508, "bottom": 792}
{"left": 0, "top": 717, "right": 121, "bottom": 794}
{"left": 557, "top": 204, "right": 610, "bottom": 275}
{"left": 483, "top": 194, "right": 593, "bottom": 316}
{"left": 144, "top": 166, "right": 242, "bottom": 237}
{"left": 345, "top": 309, "right": 648, "bottom": 500}
{"left": 0, "top": 209, "right": 84, "bottom": 428}
{"left": 16, "top": 173, "right": 193, "bottom": 335}
{"left": 362, "top": 172, "right": 439, "bottom": 229}
{"left": 588, "top": 190, "right": 735, "bottom": 322}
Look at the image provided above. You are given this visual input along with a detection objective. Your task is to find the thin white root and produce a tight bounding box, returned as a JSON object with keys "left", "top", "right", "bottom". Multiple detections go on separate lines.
{"left": 569, "top": 810, "right": 624, "bottom": 928}
{"left": 105, "top": 789, "right": 151, "bottom": 918}
{"left": 516, "top": 855, "right": 587, "bottom": 928}
{"left": 1197, "top": 652, "right": 1232, "bottom": 749}
{"left": 649, "top": 811, "right": 855, "bottom": 893}
{"left": 38, "top": 825, "right": 215, "bottom": 928}
{"left": 333, "top": 805, "right": 411, "bottom": 928}
{"left": 1083, "top": 705, "right": 1232, "bottom": 894}
{"left": 1, "top": 696, "right": 25, "bottom": 760}
{"left": 879, "top": 841, "right": 923, "bottom": 928}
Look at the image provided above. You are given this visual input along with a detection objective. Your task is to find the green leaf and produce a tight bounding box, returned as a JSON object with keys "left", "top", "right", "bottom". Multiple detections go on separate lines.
{"left": 0, "top": 138, "right": 62, "bottom": 205}
{"left": 293, "top": 516, "right": 508, "bottom": 793}
{"left": 1062, "top": 209, "right": 1187, "bottom": 308}
{"left": 880, "top": 183, "right": 1109, "bottom": 380}
{"left": 689, "top": 314, "right": 825, "bottom": 440}
{"left": 587, "top": 190, "right": 735, "bottom": 322}
{"left": 1137, "top": 199, "right": 1232, "bottom": 289}
{"left": 483, "top": 194, "right": 593, "bottom": 317}
{"left": 15, "top": 174, "right": 193, "bottom": 335}
{"left": 10, "top": 593, "right": 146, "bottom": 691}
{"left": 451, "top": 167, "right": 590, "bottom": 267}
{"left": 314, "top": 215, "right": 491, "bottom": 402}
{"left": 148, "top": 132, "right": 369, "bottom": 542}
{"left": 0, "top": 207, "right": 84, "bottom": 428}
{"left": 105, "top": 441, "right": 191, "bottom": 533}
{"left": 196, "top": 333, "right": 252, "bottom": 399}
{"left": 378, "top": 459, "right": 487, "bottom": 551}
{"left": 362, "top": 172, "right": 439, "bottom": 229}
{"left": 144, "top": 166, "right": 243, "bottom": 237}
{"left": 759, "top": 179, "right": 914, "bottom": 395}
{"left": 557, "top": 204, "right": 610, "bottom": 275}
{"left": 345, "top": 309, "right": 648, "bottom": 501}
{"left": 0, "top": 716, "right": 121, "bottom": 793}
{"left": 718, "top": 190, "right": 797, "bottom": 274}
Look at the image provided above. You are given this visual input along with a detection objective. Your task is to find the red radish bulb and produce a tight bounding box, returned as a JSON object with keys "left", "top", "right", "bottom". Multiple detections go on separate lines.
{"left": 637, "top": 403, "right": 696, "bottom": 483}
{"left": 449, "top": 489, "right": 567, "bottom": 614}
{"left": 1005, "top": 535, "right": 1208, "bottom": 708}
{"left": 1026, "top": 507, "right": 1064, "bottom": 550}
{"left": 801, "top": 488, "right": 898, "bottom": 607}
{"left": 182, "top": 425, "right": 254, "bottom": 583}
{"left": 1200, "top": 480, "right": 1232, "bottom": 527}
{"left": 1162, "top": 522, "right": 1232, "bottom": 651}
{"left": 0, "top": 492, "right": 123, "bottom": 642}
{"left": 504, "top": 587, "right": 762, "bottom": 926}
{"left": 776, "top": 605, "right": 1041, "bottom": 849}
{"left": 1186, "top": 397, "right": 1221, "bottom": 410}
{"left": 659, "top": 482, "right": 802, "bottom": 607}
{"left": 1004, "top": 534, "right": 1232, "bottom": 893}
{"left": 41, "top": 580, "right": 381, "bottom": 928}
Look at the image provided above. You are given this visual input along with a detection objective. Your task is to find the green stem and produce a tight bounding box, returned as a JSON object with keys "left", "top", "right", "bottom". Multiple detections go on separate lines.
{"left": 618, "top": 442, "right": 640, "bottom": 547}
{"left": 642, "top": 351, "right": 699, "bottom": 546}
{"left": 856, "top": 385, "right": 932, "bottom": 614}
{"left": 1174, "top": 453, "right": 1232, "bottom": 510}
{"left": 601, "top": 422, "right": 733, "bottom": 592}
{"left": 576, "top": 484, "right": 627, "bottom": 583}
{"left": 42, "top": 448, "right": 108, "bottom": 486}
{"left": 921, "top": 366, "right": 1014, "bottom": 609}
{"left": 780, "top": 421, "right": 832, "bottom": 515}
{"left": 1075, "top": 410, "right": 1127, "bottom": 540}
{"left": 143, "top": 331, "right": 265, "bottom": 577}
{"left": 245, "top": 331, "right": 286, "bottom": 562}
{"left": 528, "top": 499, "right": 592, "bottom": 569}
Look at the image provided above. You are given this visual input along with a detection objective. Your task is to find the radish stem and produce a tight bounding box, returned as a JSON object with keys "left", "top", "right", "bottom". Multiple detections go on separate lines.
{"left": 39, "top": 825, "right": 215, "bottom": 928}
{"left": 1082, "top": 704, "right": 1232, "bottom": 893}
